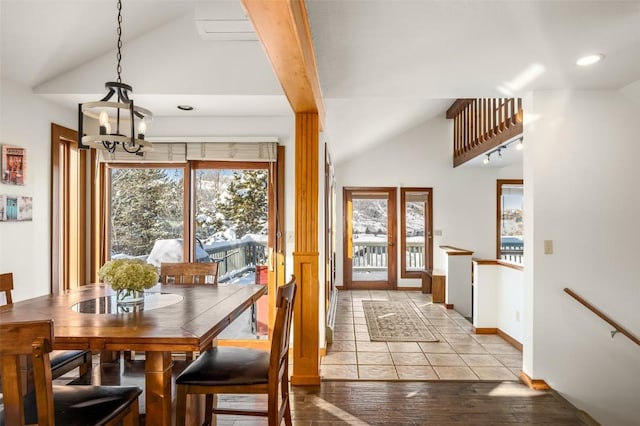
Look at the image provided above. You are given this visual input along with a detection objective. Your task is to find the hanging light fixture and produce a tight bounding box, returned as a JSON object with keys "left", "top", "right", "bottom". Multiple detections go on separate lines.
{"left": 78, "top": 0, "right": 152, "bottom": 155}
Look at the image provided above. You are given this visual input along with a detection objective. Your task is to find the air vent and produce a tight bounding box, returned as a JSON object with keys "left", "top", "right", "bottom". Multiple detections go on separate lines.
{"left": 194, "top": 1, "right": 257, "bottom": 41}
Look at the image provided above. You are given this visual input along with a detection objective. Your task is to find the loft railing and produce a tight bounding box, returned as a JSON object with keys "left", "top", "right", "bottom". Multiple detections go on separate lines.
{"left": 564, "top": 288, "right": 640, "bottom": 346}
{"left": 447, "top": 98, "right": 523, "bottom": 167}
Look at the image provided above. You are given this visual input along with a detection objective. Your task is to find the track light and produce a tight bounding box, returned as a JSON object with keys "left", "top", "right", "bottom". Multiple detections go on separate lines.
{"left": 516, "top": 139, "right": 523, "bottom": 150}
{"left": 482, "top": 137, "right": 523, "bottom": 165}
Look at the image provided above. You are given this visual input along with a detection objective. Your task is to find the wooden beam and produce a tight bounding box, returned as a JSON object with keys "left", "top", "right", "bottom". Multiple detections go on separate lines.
{"left": 242, "top": 0, "right": 325, "bottom": 128}
{"left": 291, "top": 112, "right": 321, "bottom": 385}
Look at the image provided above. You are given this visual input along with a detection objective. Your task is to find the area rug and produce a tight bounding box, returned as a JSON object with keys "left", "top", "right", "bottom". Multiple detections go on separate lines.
{"left": 362, "top": 300, "right": 439, "bottom": 342}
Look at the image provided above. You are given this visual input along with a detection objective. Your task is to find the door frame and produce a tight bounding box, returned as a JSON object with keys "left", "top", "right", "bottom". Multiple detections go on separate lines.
{"left": 343, "top": 187, "right": 397, "bottom": 290}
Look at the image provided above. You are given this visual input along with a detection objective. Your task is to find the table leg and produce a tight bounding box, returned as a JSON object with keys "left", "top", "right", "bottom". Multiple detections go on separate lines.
{"left": 145, "top": 351, "right": 173, "bottom": 426}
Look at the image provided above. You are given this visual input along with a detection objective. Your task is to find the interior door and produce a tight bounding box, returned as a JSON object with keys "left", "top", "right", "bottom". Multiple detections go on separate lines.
{"left": 343, "top": 187, "right": 397, "bottom": 289}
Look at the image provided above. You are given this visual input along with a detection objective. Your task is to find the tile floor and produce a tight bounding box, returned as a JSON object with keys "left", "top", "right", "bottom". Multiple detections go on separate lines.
{"left": 321, "top": 289, "right": 523, "bottom": 381}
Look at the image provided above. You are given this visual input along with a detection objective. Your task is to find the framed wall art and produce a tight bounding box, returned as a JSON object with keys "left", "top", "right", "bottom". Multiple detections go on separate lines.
{"left": 1, "top": 144, "right": 26, "bottom": 185}
{"left": 0, "top": 194, "right": 32, "bottom": 222}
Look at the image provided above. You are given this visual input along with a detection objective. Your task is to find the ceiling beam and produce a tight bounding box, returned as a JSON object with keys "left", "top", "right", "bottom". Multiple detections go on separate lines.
{"left": 242, "top": 0, "right": 325, "bottom": 128}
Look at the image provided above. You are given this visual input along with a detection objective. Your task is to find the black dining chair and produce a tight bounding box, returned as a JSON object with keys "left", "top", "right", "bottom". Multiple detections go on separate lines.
{"left": 175, "top": 276, "right": 296, "bottom": 426}
{"left": 0, "top": 319, "right": 142, "bottom": 426}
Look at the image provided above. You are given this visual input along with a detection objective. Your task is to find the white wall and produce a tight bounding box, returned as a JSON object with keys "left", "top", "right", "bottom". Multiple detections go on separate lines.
{"left": 334, "top": 116, "right": 516, "bottom": 288}
{"left": 474, "top": 263, "right": 524, "bottom": 343}
{"left": 524, "top": 90, "right": 640, "bottom": 426}
{"left": 0, "top": 77, "right": 76, "bottom": 301}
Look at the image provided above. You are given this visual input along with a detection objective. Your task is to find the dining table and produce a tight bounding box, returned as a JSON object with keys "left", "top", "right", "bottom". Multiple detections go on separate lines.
{"left": 0, "top": 282, "right": 268, "bottom": 426}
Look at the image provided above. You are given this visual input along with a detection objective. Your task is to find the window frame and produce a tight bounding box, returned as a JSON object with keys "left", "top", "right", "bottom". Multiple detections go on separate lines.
{"left": 496, "top": 179, "right": 524, "bottom": 262}
{"left": 400, "top": 187, "right": 433, "bottom": 278}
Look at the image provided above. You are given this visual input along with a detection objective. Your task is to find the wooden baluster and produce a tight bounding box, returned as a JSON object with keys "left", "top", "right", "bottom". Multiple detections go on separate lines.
{"left": 472, "top": 100, "right": 477, "bottom": 147}
{"left": 480, "top": 98, "right": 486, "bottom": 144}
{"left": 490, "top": 98, "right": 496, "bottom": 138}
{"left": 517, "top": 98, "right": 523, "bottom": 123}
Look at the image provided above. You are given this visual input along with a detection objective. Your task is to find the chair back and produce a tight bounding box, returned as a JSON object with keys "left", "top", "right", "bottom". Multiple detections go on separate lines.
{"left": 160, "top": 262, "right": 219, "bottom": 285}
{"left": 0, "top": 320, "right": 56, "bottom": 425}
{"left": 268, "top": 276, "right": 296, "bottom": 388}
{"left": 0, "top": 272, "right": 14, "bottom": 305}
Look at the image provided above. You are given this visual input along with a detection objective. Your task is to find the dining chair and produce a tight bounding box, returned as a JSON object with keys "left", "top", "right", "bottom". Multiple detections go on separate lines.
{"left": 0, "top": 273, "right": 92, "bottom": 383}
{"left": 158, "top": 262, "right": 220, "bottom": 361}
{"left": 0, "top": 319, "right": 142, "bottom": 426}
{"left": 175, "top": 276, "right": 296, "bottom": 426}
{"left": 160, "top": 261, "right": 219, "bottom": 285}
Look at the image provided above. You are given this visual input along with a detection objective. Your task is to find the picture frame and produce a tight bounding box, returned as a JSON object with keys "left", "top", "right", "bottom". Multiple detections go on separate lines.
{"left": 1, "top": 144, "right": 27, "bottom": 185}
{"left": 0, "top": 194, "right": 32, "bottom": 222}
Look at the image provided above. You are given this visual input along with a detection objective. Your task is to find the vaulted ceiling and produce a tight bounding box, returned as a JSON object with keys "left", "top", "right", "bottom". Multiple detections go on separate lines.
{"left": 2, "top": 0, "right": 639, "bottom": 163}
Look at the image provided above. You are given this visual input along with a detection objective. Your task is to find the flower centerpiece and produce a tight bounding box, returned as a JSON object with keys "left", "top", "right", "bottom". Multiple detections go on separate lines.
{"left": 99, "top": 258, "right": 159, "bottom": 304}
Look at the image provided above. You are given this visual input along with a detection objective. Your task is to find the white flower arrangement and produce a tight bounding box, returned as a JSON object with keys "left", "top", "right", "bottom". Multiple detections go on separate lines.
{"left": 99, "top": 258, "right": 159, "bottom": 293}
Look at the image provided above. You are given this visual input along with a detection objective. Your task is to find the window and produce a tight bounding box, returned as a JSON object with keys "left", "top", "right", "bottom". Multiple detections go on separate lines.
{"left": 497, "top": 179, "right": 524, "bottom": 263}
{"left": 103, "top": 156, "right": 280, "bottom": 341}
{"left": 400, "top": 188, "right": 433, "bottom": 277}
{"left": 106, "top": 165, "right": 186, "bottom": 262}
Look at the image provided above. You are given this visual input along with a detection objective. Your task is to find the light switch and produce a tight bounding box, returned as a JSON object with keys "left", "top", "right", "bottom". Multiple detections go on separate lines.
{"left": 544, "top": 240, "right": 553, "bottom": 254}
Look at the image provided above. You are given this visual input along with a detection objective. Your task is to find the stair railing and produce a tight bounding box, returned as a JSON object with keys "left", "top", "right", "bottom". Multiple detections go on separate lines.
{"left": 564, "top": 287, "right": 639, "bottom": 346}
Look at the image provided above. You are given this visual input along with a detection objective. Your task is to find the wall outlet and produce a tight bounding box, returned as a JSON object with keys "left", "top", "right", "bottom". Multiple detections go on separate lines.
{"left": 434, "top": 229, "right": 443, "bottom": 236}
{"left": 515, "top": 310, "right": 520, "bottom": 322}
{"left": 544, "top": 240, "right": 553, "bottom": 254}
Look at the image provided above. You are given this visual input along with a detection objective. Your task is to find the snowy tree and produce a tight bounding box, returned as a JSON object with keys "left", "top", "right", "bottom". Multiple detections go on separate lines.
{"left": 110, "top": 168, "right": 183, "bottom": 256}
{"left": 214, "top": 170, "right": 268, "bottom": 238}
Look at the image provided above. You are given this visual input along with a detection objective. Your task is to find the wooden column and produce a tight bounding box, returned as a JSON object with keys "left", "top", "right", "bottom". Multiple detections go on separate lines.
{"left": 292, "top": 112, "right": 321, "bottom": 385}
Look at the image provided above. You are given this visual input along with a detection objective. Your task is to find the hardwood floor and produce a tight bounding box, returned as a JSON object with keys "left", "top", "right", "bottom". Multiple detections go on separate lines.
{"left": 212, "top": 381, "right": 594, "bottom": 425}
{"left": 52, "top": 289, "right": 594, "bottom": 425}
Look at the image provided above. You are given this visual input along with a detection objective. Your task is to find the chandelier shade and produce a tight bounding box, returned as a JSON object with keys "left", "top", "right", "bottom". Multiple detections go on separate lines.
{"left": 78, "top": 0, "right": 153, "bottom": 155}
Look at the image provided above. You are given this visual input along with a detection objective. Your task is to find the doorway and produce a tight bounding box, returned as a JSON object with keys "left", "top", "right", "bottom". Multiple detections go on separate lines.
{"left": 343, "top": 187, "right": 397, "bottom": 289}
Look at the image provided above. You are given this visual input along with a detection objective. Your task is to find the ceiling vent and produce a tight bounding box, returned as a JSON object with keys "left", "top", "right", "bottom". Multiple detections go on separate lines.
{"left": 194, "top": 1, "right": 257, "bottom": 41}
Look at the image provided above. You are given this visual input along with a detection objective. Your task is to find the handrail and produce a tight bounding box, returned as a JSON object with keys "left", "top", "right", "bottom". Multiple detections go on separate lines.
{"left": 564, "top": 288, "right": 640, "bottom": 346}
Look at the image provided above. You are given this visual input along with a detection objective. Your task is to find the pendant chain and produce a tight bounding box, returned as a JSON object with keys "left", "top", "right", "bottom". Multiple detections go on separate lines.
{"left": 116, "top": 0, "right": 123, "bottom": 83}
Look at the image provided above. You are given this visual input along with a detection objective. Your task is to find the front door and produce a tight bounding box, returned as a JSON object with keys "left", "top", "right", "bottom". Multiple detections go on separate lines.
{"left": 343, "top": 187, "right": 397, "bottom": 289}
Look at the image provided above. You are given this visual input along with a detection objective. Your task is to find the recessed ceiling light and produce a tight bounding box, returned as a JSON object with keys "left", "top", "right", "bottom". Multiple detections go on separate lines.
{"left": 576, "top": 54, "right": 604, "bottom": 66}
{"left": 177, "top": 105, "right": 194, "bottom": 111}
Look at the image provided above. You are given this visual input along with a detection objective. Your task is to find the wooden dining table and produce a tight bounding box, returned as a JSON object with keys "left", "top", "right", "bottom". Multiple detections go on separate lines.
{"left": 0, "top": 282, "right": 267, "bottom": 426}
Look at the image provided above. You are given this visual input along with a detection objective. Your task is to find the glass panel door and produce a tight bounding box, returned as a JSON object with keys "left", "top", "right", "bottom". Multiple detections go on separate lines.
{"left": 401, "top": 188, "right": 433, "bottom": 277}
{"left": 193, "top": 163, "right": 271, "bottom": 340}
{"left": 108, "top": 166, "right": 185, "bottom": 261}
{"left": 344, "top": 188, "right": 397, "bottom": 289}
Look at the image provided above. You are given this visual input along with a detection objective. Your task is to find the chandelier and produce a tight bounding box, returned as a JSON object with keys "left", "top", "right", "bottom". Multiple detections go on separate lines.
{"left": 78, "top": 0, "right": 152, "bottom": 155}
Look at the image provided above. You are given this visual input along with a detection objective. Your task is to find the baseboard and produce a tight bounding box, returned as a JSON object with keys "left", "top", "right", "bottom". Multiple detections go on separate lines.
{"left": 396, "top": 287, "right": 421, "bottom": 291}
{"left": 291, "top": 375, "right": 321, "bottom": 386}
{"left": 519, "top": 371, "right": 551, "bottom": 390}
{"left": 471, "top": 327, "right": 523, "bottom": 352}
{"left": 445, "top": 303, "right": 454, "bottom": 309}
{"left": 473, "top": 327, "right": 498, "bottom": 334}
{"left": 496, "top": 329, "right": 523, "bottom": 352}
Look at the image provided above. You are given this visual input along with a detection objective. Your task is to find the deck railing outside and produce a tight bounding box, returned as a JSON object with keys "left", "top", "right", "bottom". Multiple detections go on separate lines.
{"left": 204, "top": 239, "right": 267, "bottom": 282}
{"left": 352, "top": 240, "right": 425, "bottom": 271}
{"left": 500, "top": 241, "right": 524, "bottom": 264}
